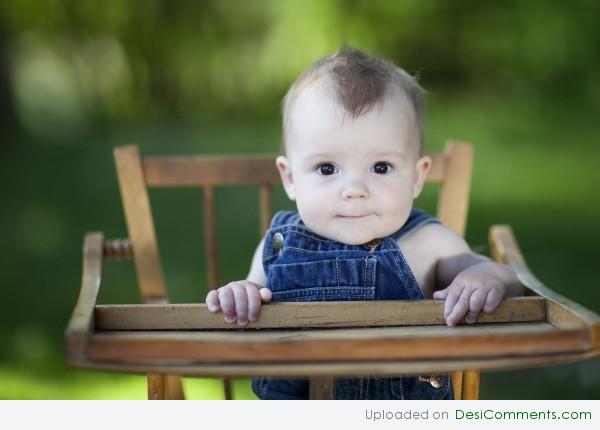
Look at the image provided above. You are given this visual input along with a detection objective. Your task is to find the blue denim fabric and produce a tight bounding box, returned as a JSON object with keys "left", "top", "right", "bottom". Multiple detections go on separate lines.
{"left": 252, "top": 208, "right": 453, "bottom": 400}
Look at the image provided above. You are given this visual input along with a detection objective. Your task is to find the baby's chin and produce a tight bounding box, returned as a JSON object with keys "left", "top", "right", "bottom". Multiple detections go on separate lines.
{"left": 304, "top": 219, "right": 391, "bottom": 245}
{"left": 333, "top": 233, "right": 378, "bottom": 245}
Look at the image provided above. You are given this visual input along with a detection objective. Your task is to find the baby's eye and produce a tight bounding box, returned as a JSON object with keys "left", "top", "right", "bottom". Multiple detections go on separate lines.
{"left": 373, "top": 162, "right": 393, "bottom": 174}
{"left": 316, "top": 163, "right": 338, "bottom": 176}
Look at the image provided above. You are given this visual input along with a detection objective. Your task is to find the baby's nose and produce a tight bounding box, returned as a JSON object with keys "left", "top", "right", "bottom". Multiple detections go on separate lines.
{"left": 341, "top": 181, "right": 368, "bottom": 199}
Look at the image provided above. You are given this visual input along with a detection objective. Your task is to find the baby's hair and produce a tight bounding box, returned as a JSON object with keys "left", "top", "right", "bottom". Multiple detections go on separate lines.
{"left": 281, "top": 45, "right": 425, "bottom": 155}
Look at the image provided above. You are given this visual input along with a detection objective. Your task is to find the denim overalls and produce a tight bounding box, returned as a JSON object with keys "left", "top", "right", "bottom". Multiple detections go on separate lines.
{"left": 251, "top": 208, "right": 453, "bottom": 400}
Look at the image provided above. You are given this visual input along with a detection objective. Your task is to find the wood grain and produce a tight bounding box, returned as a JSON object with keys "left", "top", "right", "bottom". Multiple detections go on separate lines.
{"left": 114, "top": 145, "right": 167, "bottom": 301}
{"left": 88, "top": 323, "right": 589, "bottom": 363}
{"left": 65, "top": 233, "right": 104, "bottom": 364}
{"left": 462, "top": 370, "right": 480, "bottom": 400}
{"left": 436, "top": 142, "right": 473, "bottom": 236}
{"left": 259, "top": 184, "right": 272, "bottom": 236}
{"left": 490, "top": 225, "right": 600, "bottom": 346}
{"left": 203, "top": 185, "right": 220, "bottom": 291}
{"left": 72, "top": 348, "right": 600, "bottom": 377}
{"left": 94, "top": 297, "right": 545, "bottom": 330}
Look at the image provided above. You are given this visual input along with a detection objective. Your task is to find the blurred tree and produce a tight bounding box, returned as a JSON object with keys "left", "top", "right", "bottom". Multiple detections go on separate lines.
{"left": 0, "top": 0, "right": 598, "bottom": 134}
{"left": 0, "top": 21, "right": 19, "bottom": 143}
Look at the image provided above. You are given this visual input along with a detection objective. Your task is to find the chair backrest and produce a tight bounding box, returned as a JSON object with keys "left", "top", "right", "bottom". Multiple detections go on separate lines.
{"left": 114, "top": 141, "right": 473, "bottom": 304}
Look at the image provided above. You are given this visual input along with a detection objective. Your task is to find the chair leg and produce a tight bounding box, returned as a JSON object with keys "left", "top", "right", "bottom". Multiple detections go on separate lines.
{"left": 223, "top": 378, "right": 233, "bottom": 400}
{"left": 451, "top": 371, "right": 464, "bottom": 400}
{"left": 148, "top": 373, "right": 166, "bottom": 400}
{"left": 462, "top": 370, "right": 480, "bottom": 399}
{"left": 309, "top": 376, "right": 335, "bottom": 399}
{"left": 166, "top": 374, "right": 185, "bottom": 399}
{"left": 148, "top": 373, "right": 185, "bottom": 400}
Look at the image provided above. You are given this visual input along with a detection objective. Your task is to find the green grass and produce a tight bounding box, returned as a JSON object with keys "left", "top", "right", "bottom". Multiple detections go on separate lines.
{"left": 0, "top": 366, "right": 258, "bottom": 399}
{"left": 1, "top": 91, "right": 599, "bottom": 399}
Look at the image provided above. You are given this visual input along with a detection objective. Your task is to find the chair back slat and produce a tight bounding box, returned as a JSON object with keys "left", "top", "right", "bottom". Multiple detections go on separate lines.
{"left": 436, "top": 141, "right": 473, "bottom": 236}
{"left": 426, "top": 153, "right": 445, "bottom": 182}
{"left": 203, "top": 185, "right": 220, "bottom": 290}
{"left": 114, "top": 145, "right": 168, "bottom": 302}
{"left": 144, "top": 156, "right": 280, "bottom": 187}
{"left": 259, "top": 184, "right": 272, "bottom": 236}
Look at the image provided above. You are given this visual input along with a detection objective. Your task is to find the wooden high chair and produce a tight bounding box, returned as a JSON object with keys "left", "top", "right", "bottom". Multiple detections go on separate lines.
{"left": 65, "top": 141, "right": 600, "bottom": 400}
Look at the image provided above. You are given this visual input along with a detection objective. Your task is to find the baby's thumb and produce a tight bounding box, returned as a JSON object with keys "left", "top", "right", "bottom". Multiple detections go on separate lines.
{"left": 259, "top": 287, "right": 272, "bottom": 302}
{"left": 433, "top": 289, "right": 448, "bottom": 300}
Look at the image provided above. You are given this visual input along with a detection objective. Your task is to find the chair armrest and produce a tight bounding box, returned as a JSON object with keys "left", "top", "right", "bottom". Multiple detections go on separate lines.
{"left": 489, "top": 225, "right": 600, "bottom": 348}
{"left": 65, "top": 232, "right": 106, "bottom": 365}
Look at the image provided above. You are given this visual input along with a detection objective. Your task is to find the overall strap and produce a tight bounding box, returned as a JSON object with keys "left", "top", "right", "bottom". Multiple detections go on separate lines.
{"left": 261, "top": 210, "right": 300, "bottom": 271}
{"left": 390, "top": 208, "right": 441, "bottom": 241}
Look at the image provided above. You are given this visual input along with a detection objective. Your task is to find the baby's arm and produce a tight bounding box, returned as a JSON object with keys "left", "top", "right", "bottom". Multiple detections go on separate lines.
{"left": 205, "top": 236, "right": 272, "bottom": 325}
{"left": 427, "top": 225, "right": 523, "bottom": 326}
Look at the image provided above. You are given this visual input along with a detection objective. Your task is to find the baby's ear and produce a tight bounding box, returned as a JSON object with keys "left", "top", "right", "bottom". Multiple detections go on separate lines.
{"left": 412, "top": 155, "right": 431, "bottom": 199}
{"left": 275, "top": 156, "right": 295, "bottom": 201}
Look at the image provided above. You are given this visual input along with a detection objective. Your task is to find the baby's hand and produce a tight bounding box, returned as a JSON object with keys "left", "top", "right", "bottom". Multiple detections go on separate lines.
{"left": 433, "top": 261, "right": 518, "bottom": 326}
{"left": 205, "top": 281, "right": 272, "bottom": 326}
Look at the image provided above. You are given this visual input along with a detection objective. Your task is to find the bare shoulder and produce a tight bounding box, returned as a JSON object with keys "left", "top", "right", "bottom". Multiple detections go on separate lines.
{"left": 399, "top": 222, "right": 470, "bottom": 257}
{"left": 396, "top": 223, "right": 470, "bottom": 297}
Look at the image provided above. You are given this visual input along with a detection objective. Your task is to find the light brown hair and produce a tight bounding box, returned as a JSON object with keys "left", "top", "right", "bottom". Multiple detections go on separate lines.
{"left": 281, "top": 45, "right": 425, "bottom": 155}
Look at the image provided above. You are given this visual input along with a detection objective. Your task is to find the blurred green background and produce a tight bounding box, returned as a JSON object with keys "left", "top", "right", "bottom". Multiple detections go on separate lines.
{"left": 1, "top": 0, "right": 599, "bottom": 399}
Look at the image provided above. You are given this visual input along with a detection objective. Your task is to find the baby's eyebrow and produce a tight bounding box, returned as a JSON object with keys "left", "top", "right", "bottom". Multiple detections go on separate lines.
{"left": 305, "top": 151, "right": 406, "bottom": 160}
{"left": 371, "top": 151, "right": 407, "bottom": 159}
{"left": 305, "top": 153, "right": 335, "bottom": 161}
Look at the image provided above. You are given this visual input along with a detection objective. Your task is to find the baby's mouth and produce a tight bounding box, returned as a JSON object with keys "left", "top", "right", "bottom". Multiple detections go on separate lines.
{"left": 337, "top": 214, "right": 369, "bottom": 219}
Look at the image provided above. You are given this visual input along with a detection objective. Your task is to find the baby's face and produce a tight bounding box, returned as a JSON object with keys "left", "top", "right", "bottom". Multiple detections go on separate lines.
{"left": 277, "top": 85, "right": 430, "bottom": 245}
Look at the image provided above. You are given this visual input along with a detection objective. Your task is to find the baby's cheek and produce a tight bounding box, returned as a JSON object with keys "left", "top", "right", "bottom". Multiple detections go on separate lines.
{"left": 304, "top": 214, "right": 333, "bottom": 238}
{"left": 385, "top": 199, "right": 413, "bottom": 224}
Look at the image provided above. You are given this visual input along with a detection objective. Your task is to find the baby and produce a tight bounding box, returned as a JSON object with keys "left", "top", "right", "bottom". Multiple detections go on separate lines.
{"left": 205, "top": 46, "right": 522, "bottom": 400}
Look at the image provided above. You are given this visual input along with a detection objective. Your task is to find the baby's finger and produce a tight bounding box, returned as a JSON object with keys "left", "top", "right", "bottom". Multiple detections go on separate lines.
{"left": 465, "top": 289, "right": 486, "bottom": 324}
{"left": 232, "top": 284, "right": 249, "bottom": 326}
{"left": 205, "top": 289, "right": 220, "bottom": 312}
{"left": 260, "top": 287, "right": 272, "bottom": 303}
{"left": 443, "top": 281, "right": 465, "bottom": 318}
{"left": 446, "top": 288, "right": 471, "bottom": 326}
{"left": 218, "top": 287, "right": 236, "bottom": 323}
{"left": 483, "top": 287, "right": 504, "bottom": 313}
{"left": 443, "top": 290, "right": 458, "bottom": 318}
{"left": 432, "top": 288, "right": 448, "bottom": 300}
{"left": 246, "top": 284, "right": 262, "bottom": 322}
